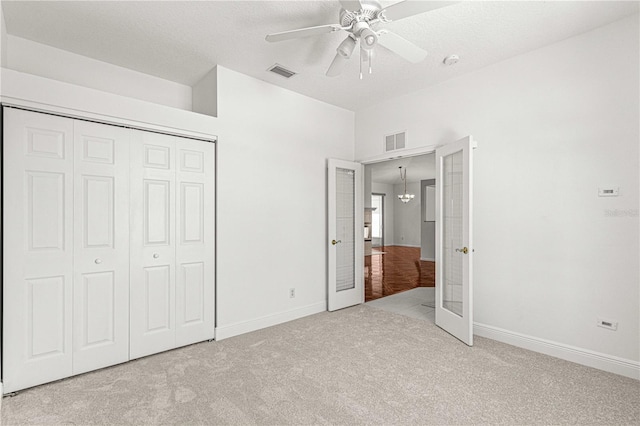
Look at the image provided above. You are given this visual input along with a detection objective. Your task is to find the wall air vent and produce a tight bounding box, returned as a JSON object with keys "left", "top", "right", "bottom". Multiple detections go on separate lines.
{"left": 385, "top": 131, "right": 406, "bottom": 152}
{"left": 268, "top": 64, "right": 297, "bottom": 79}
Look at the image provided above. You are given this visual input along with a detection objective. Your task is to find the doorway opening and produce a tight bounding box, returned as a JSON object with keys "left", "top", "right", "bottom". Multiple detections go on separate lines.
{"left": 364, "top": 154, "right": 436, "bottom": 321}
{"left": 371, "top": 193, "right": 384, "bottom": 249}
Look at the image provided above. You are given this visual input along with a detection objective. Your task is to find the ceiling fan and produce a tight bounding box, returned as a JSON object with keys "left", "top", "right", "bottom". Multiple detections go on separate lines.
{"left": 265, "top": 0, "right": 454, "bottom": 78}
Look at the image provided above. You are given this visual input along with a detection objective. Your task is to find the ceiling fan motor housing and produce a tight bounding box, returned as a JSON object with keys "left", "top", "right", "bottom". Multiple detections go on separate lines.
{"left": 339, "top": 0, "right": 382, "bottom": 27}
{"left": 340, "top": 0, "right": 382, "bottom": 49}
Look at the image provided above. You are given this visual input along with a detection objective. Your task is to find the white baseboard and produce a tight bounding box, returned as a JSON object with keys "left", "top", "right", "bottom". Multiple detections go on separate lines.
{"left": 474, "top": 322, "right": 640, "bottom": 380}
{"left": 391, "top": 244, "right": 421, "bottom": 248}
{"left": 420, "top": 257, "right": 435, "bottom": 261}
{"left": 215, "top": 301, "right": 326, "bottom": 341}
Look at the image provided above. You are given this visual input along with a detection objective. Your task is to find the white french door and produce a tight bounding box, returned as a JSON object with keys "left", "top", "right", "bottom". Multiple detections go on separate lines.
{"left": 435, "top": 136, "right": 475, "bottom": 346}
{"left": 327, "top": 159, "right": 364, "bottom": 311}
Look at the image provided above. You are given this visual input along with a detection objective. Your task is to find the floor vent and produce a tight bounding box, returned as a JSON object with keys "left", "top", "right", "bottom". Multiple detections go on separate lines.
{"left": 268, "top": 64, "right": 297, "bottom": 79}
{"left": 385, "top": 131, "right": 406, "bottom": 152}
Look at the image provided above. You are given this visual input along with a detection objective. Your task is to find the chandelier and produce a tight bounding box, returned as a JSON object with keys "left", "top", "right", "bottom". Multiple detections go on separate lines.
{"left": 398, "top": 166, "right": 415, "bottom": 203}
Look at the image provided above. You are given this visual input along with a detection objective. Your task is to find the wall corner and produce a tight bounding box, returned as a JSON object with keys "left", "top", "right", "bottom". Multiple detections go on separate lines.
{"left": 192, "top": 66, "right": 218, "bottom": 118}
{"left": 1, "top": 6, "right": 8, "bottom": 68}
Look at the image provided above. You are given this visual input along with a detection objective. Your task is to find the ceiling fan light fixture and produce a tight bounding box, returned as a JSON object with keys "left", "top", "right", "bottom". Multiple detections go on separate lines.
{"left": 337, "top": 35, "right": 357, "bottom": 58}
{"left": 360, "top": 27, "right": 378, "bottom": 50}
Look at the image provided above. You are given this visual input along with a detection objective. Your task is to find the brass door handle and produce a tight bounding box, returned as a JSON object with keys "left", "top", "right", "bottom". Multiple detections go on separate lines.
{"left": 331, "top": 239, "right": 342, "bottom": 245}
{"left": 455, "top": 247, "right": 469, "bottom": 254}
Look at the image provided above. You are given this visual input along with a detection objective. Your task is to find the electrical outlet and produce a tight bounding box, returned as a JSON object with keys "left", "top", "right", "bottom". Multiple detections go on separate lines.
{"left": 289, "top": 288, "right": 295, "bottom": 298}
{"left": 597, "top": 318, "right": 618, "bottom": 331}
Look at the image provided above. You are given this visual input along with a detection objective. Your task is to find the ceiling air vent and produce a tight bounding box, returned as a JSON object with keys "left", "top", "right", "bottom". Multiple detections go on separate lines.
{"left": 268, "top": 64, "right": 297, "bottom": 79}
{"left": 385, "top": 131, "right": 406, "bottom": 152}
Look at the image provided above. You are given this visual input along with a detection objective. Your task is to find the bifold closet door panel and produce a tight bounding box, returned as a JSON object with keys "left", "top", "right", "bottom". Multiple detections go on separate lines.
{"left": 130, "top": 131, "right": 177, "bottom": 360}
{"left": 72, "top": 120, "right": 130, "bottom": 374}
{"left": 2, "top": 108, "right": 74, "bottom": 393}
{"left": 175, "top": 138, "right": 215, "bottom": 347}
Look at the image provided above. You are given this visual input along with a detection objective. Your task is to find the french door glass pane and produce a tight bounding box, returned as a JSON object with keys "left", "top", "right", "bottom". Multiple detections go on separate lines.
{"left": 336, "top": 168, "right": 355, "bottom": 292}
{"left": 442, "top": 150, "right": 463, "bottom": 316}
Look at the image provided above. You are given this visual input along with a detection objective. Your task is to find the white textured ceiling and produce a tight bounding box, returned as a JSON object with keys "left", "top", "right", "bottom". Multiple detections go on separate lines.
{"left": 3, "top": 1, "right": 638, "bottom": 111}
{"left": 369, "top": 153, "right": 435, "bottom": 185}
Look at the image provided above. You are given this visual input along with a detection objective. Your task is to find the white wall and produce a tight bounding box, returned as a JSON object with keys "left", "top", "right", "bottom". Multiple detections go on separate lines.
{"left": 192, "top": 67, "right": 217, "bottom": 117}
{"left": 4, "top": 36, "right": 192, "bottom": 110}
{"left": 1, "top": 38, "right": 355, "bottom": 345}
{"left": 213, "top": 66, "right": 355, "bottom": 337}
{"left": 0, "top": 5, "right": 4, "bottom": 391}
{"left": 1, "top": 6, "right": 7, "bottom": 68}
{"left": 372, "top": 182, "right": 395, "bottom": 246}
{"left": 356, "top": 14, "right": 640, "bottom": 366}
{"left": 393, "top": 181, "right": 422, "bottom": 247}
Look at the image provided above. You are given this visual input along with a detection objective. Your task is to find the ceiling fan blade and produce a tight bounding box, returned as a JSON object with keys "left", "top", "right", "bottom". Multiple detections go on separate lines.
{"left": 381, "top": 1, "right": 457, "bottom": 22}
{"left": 266, "top": 24, "right": 343, "bottom": 42}
{"left": 377, "top": 30, "right": 428, "bottom": 63}
{"left": 326, "top": 53, "right": 349, "bottom": 77}
{"left": 339, "top": 0, "right": 363, "bottom": 11}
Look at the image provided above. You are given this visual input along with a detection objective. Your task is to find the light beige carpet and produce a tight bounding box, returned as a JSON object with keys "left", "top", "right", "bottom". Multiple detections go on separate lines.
{"left": 2, "top": 305, "right": 639, "bottom": 425}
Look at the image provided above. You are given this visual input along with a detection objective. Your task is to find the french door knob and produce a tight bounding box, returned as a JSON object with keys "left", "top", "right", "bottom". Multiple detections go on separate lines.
{"left": 455, "top": 247, "right": 469, "bottom": 254}
{"left": 153, "top": 253, "right": 160, "bottom": 258}
{"left": 331, "top": 239, "right": 342, "bottom": 245}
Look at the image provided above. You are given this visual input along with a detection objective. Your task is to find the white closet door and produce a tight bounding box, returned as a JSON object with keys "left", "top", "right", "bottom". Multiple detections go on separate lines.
{"left": 2, "top": 108, "right": 74, "bottom": 393}
{"left": 130, "top": 131, "right": 177, "bottom": 359}
{"left": 175, "top": 138, "right": 215, "bottom": 347}
{"left": 72, "top": 121, "right": 130, "bottom": 374}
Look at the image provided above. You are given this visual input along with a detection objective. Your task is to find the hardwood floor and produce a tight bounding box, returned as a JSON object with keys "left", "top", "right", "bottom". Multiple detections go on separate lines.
{"left": 365, "top": 246, "right": 435, "bottom": 302}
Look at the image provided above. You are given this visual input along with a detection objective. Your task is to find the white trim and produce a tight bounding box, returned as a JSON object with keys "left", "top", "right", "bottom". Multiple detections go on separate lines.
{"left": 420, "top": 257, "right": 435, "bottom": 262}
{"left": 1, "top": 68, "right": 218, "bottom": 140}
{"left": 392, "top": 244, "right": 421, "bottom": 248}
{"left": 474, "top": 322, "right": 640, "bottom": 380}
{"left": 215, "top": 301, "right": 327, "bottom": 341}
{"left": 358, "top": 144, "right": 437, "bottom": 164}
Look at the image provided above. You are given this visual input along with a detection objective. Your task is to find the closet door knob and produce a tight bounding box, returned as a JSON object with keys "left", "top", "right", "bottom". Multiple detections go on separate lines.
{"left": 153, "top": 253, "right": 160, "bottom": 259}
{"left": 94, "top": 258, "right": 102, "bottom": 264}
